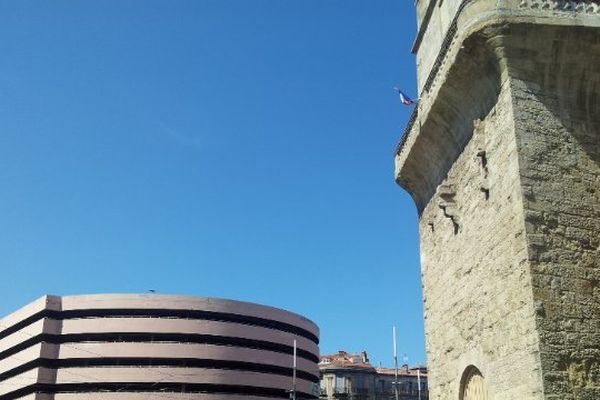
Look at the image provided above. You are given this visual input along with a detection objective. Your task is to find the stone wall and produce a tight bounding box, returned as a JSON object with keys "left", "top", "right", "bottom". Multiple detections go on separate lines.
{"left": 419, "top": 74, "right": 544, "bottom": 400}
{"left": 395, "top": 4, "right": 599, "bottom": 398}
{"left": 505, "top": 24, "right": 600, "bottom": 400}
{"left": 412, "top": 0, "right": 466, "bottom": 92}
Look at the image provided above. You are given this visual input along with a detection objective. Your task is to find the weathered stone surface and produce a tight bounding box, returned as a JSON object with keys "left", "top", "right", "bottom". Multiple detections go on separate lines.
{"left": 396, "top": 1, "right": 599, "bottom": 399}
{"left": 508, "top": 24, "right": 600, "bottom": 400}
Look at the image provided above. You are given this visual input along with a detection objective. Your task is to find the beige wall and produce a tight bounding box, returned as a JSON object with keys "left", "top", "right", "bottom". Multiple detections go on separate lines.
{"left": 506, "top": 24, "right": 600, "bottom": 399}
{"left": 396, "top": 1, "right": 600, "bottom": 399}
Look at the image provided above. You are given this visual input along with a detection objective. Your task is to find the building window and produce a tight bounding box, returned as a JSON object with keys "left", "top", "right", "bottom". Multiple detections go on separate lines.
{"left": 336, "top": 376, "right": 346, "bottom": 393}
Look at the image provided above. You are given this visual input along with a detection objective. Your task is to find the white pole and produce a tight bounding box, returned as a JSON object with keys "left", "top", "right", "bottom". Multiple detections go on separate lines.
{"left": 393, "top": 326, "right": 399, "bottom": 400}
{"left": 293, "top": 339, "right": 297, "bottom": 400}
{"left": 417, "top": 368, "right": 422, "bottom": 400}
{"left": 393, "top": 326, "right": 397, "bottom": 359}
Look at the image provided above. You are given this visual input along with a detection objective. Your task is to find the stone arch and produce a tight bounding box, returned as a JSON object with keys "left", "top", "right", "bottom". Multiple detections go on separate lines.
{"left": 459, "top": 366, "right": 488, "bottom": 400}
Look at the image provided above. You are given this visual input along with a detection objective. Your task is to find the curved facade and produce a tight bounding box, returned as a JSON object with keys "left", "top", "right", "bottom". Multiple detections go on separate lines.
{"left": 0, "top": 294, "right": 320, "bottom": 400}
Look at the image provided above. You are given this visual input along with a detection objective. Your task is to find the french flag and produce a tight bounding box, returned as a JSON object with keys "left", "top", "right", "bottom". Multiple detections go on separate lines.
{"left": 394, "top": 87, "right": 415, "bottom": 106}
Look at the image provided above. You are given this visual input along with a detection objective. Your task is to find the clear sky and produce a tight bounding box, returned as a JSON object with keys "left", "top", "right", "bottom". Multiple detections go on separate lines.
{"left": 0, "top": 1, "right": 423, "bottom": 368}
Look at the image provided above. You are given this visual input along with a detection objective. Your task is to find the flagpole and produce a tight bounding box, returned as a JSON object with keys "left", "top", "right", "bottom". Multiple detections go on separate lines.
{"left": 417, "top": 368, "right": 422, "bottom": 400}
{"left": 292, "top": 339, "right": 297, "bottom": 400}
{"left": 393, "top": 326, "right": 399, "bottom": 400}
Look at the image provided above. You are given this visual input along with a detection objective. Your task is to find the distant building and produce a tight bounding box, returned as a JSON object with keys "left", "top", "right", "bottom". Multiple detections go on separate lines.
{"left": 319, "top": 351, "right": 427, "bottom": 400}
{"left": 374, "top": 365, "right": 427, "bottom": 400}
{"left": 0, "top": 294, "right": 320, "bottom": 400}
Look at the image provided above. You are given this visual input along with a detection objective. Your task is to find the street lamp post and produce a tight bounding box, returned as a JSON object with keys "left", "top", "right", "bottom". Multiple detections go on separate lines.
{"left": 393, "top": 326, "right": 399, "bottom": 400}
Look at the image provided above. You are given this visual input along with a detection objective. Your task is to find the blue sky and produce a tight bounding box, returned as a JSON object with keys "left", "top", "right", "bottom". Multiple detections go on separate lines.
{"left": 0, "top": 1, "right": 423, "bottom": 367}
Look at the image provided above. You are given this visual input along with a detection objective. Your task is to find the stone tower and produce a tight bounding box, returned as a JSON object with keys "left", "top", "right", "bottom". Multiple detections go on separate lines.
{"left": 394, "top": 1, "right": 599, "bottom": 400}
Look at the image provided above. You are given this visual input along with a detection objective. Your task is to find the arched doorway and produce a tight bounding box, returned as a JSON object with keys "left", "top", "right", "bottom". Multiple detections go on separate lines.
{"left": 460, "top": 366, "right": 487, "bottom": 400}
